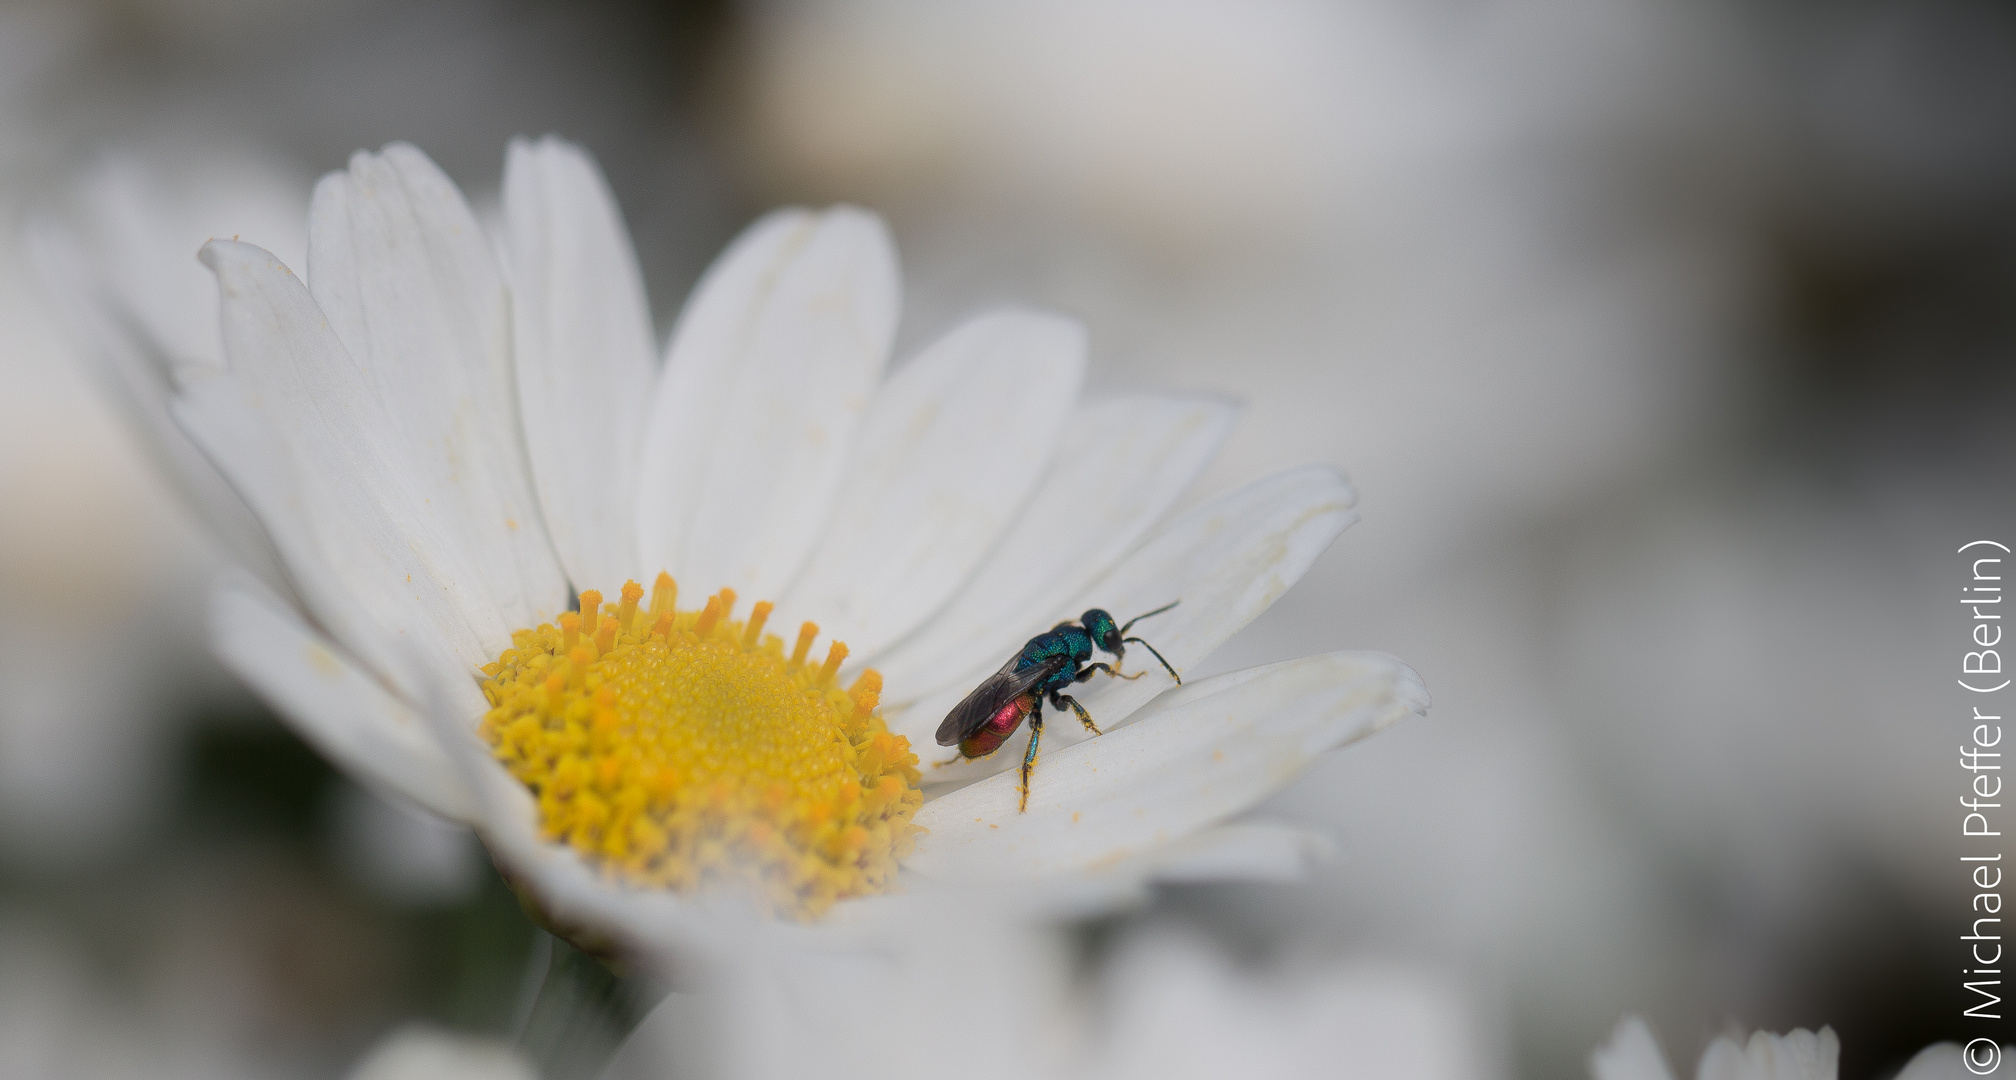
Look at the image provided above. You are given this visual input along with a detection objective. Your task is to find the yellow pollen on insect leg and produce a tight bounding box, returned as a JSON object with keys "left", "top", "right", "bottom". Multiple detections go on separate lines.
{"left": 478, "top": 578, "right": 924, "bottom": 922}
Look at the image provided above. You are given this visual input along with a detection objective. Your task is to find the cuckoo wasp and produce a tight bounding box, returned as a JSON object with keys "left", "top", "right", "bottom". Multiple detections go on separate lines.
{"left": 935, "top": 602, "right": 1181, "bottom": 812}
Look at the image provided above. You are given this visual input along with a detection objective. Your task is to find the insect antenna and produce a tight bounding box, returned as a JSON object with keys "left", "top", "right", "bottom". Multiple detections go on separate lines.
{"left": 1117, "top": 600, "right": 1179, "bottom": 636}
{"left": 1122, "top": 636, "right": 1181, "bottom": 685}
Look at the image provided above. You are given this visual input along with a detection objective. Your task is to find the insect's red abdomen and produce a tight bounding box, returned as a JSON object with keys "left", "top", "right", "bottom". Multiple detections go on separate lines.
{"left": 959, "top": 693, "right": 1035, "bottom": 759}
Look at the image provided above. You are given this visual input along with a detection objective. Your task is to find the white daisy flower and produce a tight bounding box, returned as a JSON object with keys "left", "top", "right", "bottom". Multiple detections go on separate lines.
{"left": 49, "top": 136, "right": 1424, "bottom": 943}
{"left": 610, "top": 915, "right": 1496, "bottom": 1080}
{"left": 1591, "top": 1016, "right": 1839, "bottom": 1080}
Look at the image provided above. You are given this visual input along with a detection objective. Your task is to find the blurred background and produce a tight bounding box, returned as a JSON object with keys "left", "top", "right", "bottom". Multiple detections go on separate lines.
{"left": 1, "top": 0, "right": 2013, "bottom": 1076}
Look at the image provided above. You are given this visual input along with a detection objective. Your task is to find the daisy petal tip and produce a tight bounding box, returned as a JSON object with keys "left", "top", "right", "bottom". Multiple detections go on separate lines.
{"left": 819, "top": 201, "right": 893, "bottom": 238}
{"left": 1400, "top": 665, "right": 1431, "bottom": 717}
{"left": 306, "top": 166, "right": 348, "bottom": 217}
{"left": 511, "top": 133, "right": 588, "bottom": 173}
{"left": 377, "top": 140, "right": 431, "bottom": 169}
{"left": 364, "top": 142, "right": 462, "bottom": 205}
{"left": 1306, "top": 651, "right": 1428, "bottom": 748}
{"left": 818, "top": 203, "right": 900, "bottom": 281}
{"left": 746, "top": 204, "right": 820, "bottom": 236}
{"left": 1590, "top": 1016, "right": 1676, "bottom": 1080}
{"left": 195, "top": 236, "right": 270, "bottom": 274}
{"left": 1308, "top": 463, "right": 1359, "bottom": 507}
{"left": 503, "top": 138, "right": 543, "bottom": 186}
{"left": 1365, "top": 652, "right": 1431, "bottom": 720}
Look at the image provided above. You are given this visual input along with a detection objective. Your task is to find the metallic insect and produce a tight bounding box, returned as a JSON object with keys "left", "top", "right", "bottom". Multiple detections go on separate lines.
{"left": 935, "top": 602, "right": 1181, "bottom": 812}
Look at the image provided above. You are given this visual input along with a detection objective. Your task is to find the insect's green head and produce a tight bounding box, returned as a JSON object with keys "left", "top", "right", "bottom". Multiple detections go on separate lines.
{"left": 1082, "top": 608, "right": 1122, "bottom": 653}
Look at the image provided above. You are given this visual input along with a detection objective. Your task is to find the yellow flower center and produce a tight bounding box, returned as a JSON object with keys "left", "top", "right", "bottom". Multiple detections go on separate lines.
{"left": 478, "top": 574, "right": 923, "bottom": 921}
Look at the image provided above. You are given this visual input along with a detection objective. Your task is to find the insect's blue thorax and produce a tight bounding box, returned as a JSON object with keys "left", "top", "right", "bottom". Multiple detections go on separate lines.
{"left": 1016, "top": 626, "right": 1094, "bottom": 694}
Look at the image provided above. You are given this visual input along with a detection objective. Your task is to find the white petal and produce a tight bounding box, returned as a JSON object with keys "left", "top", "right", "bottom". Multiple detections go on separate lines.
{"left": 899, "top": 465, "right": 1357, "bottom": 774}
{"left": 308, "top": 143, "right": 568, "bottom": 633}
{"left": 504, "top": 136, "right": 656, "bottom": 594}
{"left": 173, "top": 369, "right": 405, "bottom": 685}
{"left": 872, "top": 394, "right": 1236, "bottom": 704}
{"left": 634, "top": 209, "right": 813, "bottom": 577}
{"left": 1142, "top": 820, "right": 1336, "bottom": 884}
{"left": 778, "top": 310, "right": 1086, "bottom": 659}
{"left": 1590, "top": 1017, "right": 1678, "bottom": 1080}
{"left": 905, "top": 651, "right": 1425, "bottom": 881}
{"left": 24, "top": 221, "right": 291, "bottom": 590}
{"left": 194, "top": 241, "right": 507, "bottom": 679}
{"left": 211, "top": 581, "right": 479, "bottom": 823}
{"left": 634, "top": 207, "right": 900, "bottom": 600}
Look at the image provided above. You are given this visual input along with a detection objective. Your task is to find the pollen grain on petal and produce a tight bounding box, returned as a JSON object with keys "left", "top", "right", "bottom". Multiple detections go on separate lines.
{"left": 479, "top": 579, "right": 923, "bottom": 921}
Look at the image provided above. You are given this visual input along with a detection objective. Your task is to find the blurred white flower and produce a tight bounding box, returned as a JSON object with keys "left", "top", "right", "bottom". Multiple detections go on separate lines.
{"left": 611, "top": 916, "right": 1498, "bottom": 1080}
{"left": 0, "top": 137, "right": 316, "bottom": 867}
{"left": 1081, "top": 927, "right": 1499, "bottom": 1080}
{"left": 29, "top": 147, "right": 308, "bottom": 592}
{"left": 52, "top": 134, "right": 1423, "bottom": 949}
{"left": 343, "top": 1026, "right": 536, "bottom": 1080}
{"left": 1591, "top": 1016, "right": 1839, "bottom": 1080}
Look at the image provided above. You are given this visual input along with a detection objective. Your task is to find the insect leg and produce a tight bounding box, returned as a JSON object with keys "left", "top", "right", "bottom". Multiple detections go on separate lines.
{"left": 1050, "top": 692, "right": 1101, "bottom": 736}
{"left": 1122, "top": 637, "right": 1181, "bottom": 684}
{"left": 1074, "top": 662, "right": 1143, "bottom": 683}
{"left": 1018, "top": 704, "right": 1044, "bottom": 814}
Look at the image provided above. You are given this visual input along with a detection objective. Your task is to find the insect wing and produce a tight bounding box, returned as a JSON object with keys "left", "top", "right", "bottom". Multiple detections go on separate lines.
{"left": 935, "top": 656, "right": 1066, "bottom": 745}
